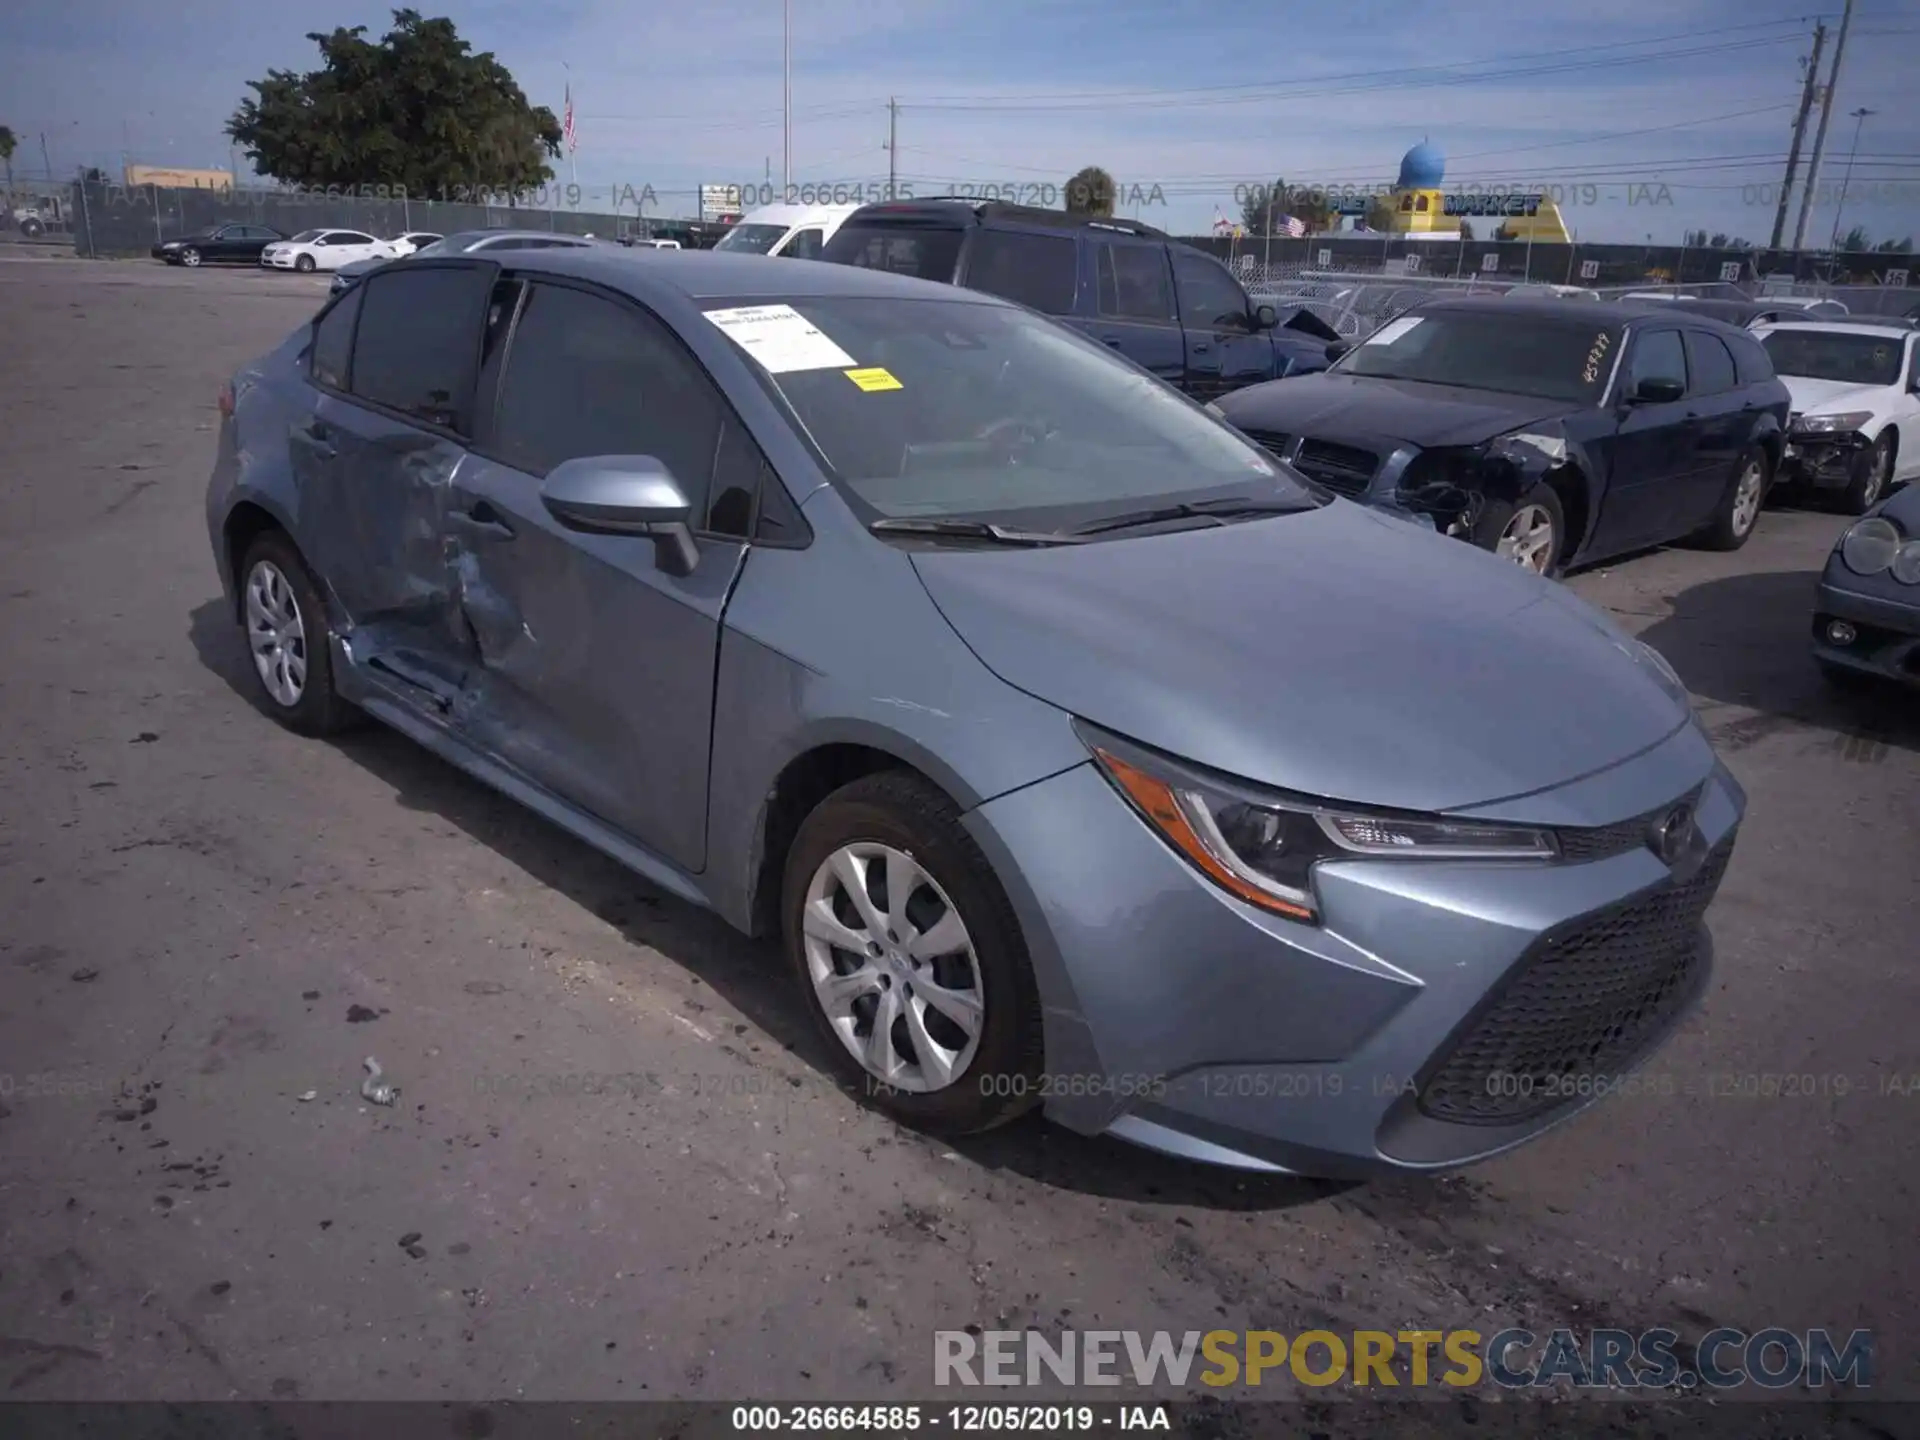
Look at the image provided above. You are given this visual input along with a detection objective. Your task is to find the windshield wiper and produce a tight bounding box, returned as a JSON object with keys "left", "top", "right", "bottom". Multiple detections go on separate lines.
{"left": 868, "top": 517, "right": 1086, "bottom": 546}
{"left": 1067, "top": 496, "right": 1313, "bottom": 537}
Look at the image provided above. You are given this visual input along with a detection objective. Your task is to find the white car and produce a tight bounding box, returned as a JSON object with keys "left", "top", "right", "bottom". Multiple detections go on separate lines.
{"left": 1756, "top": 320, "right": 1920, "bottom": 513}
{"left": 711, "top": 202, "right": 860, "bottom": 260}
{"left": 260, "top": 229, "right": 393, "bottom": 273}
{"left": 386, "top": 231, "right": 443, "bottom": 257}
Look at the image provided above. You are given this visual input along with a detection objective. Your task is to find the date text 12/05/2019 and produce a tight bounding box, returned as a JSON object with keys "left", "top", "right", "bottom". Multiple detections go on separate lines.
{"left": 730, "top": 1405, "right": 1170, "bottom": 1431}
{"left": 727, "top": 181, "right": 1171, "bottom": 210}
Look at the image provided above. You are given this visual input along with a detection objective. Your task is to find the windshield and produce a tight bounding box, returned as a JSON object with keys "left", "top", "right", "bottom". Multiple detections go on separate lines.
{"left": 714, "top": 224, "right": 790, "bottom": 255}
{"left": 700, "top": 296, "right": 1312, "bottom": 530}
{"left": 1761, "top": 330, "right": 1903, "bottom": 386}
{"left": 1336, "top": 311, "right": 1621, "bottom": 404}
{"left": 289, "top": 230, "right": 325, "bottom": 244}
{"left": 820, "top": 224, "right": 965, "bottom": 283}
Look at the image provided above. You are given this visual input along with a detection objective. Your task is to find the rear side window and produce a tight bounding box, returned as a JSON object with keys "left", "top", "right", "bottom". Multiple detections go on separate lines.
{"left": 822, "top": 223, "right": 965, "bottom": 282}
{"left": 490, "top": 282, "right": 724, "bottom": 525}
{"left": 1728, "top": 332, "right": 1775, "bottom": 385}
{"left": 309, "top": 288, "right": 362, "bottom": 390}
{"left": 1683, "top": 329, "right": 1739, "bottom": 394}
{"left": 349, "top": 265, "right": 495, "bottom": 429}
{"left": 1095, "top": 241, "right": 1175, "bottom": 323}
{"left": 963, "top": 229, "right": 1078, "bottom": 315}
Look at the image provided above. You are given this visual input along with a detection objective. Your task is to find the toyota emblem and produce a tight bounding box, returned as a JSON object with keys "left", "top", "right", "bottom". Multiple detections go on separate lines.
{"left": 1649, "top": 804, "right": 1695, "bottom": 865}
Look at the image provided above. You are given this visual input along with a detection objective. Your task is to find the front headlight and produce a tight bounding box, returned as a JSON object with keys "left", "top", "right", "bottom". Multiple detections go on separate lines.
{"left": 1841, "top": 517, "right": 1902, "bottom": 575}
{"left": 1081, "top": 725, "right": 1556, "bottom": 923}
{"left": 1794, "top": 411, "right": 1873, "bottom": 434}
{"left": 1893, "top": 542, "right": 1920, "bottom": 585}
{"left": 1632, "top": 638, "right": 1688, "bottom": 700}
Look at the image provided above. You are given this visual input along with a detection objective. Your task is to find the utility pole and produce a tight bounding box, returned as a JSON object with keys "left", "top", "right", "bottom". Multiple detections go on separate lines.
{"left": 1829, "top": 107, "right": 1875, "bottom": 253}
{"left": 782, "top": 0, "right": 791, "bottom": 194}
{"left": 1792, "top": 0, "right": 1854, "bottom": 252}
{"left": 1770, "top": 22, "right": 1826, "bottom": 250}
{"left": 886, "top": 98, "right": 898, "bottom": 199}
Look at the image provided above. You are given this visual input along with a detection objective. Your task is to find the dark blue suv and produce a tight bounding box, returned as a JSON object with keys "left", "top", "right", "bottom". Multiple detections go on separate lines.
{"left": 818, "top": 200, "right": 1337, "bottom": 399}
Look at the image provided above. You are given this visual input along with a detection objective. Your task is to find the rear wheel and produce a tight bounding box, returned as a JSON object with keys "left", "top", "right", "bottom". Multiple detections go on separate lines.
{"left": 1697, "top": 447, "right": 1769, "bottom": 551}
{"left": 1471, "top": 483, "right": 1565, "bottom": 577}
{"left": 294, "top": 253, "right": 316, "bottom": 273}
{"left": 782, "top": 771, "right": 1043, "bottom": 1135}
{"left": 1839, "top": 433, "right": 1893, "bottom": 515}
{"left": 237, "top": 531, "right": 359, "bottom": 736}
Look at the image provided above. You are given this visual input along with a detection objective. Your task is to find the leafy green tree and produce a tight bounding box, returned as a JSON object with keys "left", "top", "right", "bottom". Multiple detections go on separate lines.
{"left": 1457, "top": 218, "right": 1475, "bottom": 241}
{"left": 0, "top": 126, "right": 16, "bottom": 196}
{"left": 1875, "top": 236, "right": 1912, "bottom": 253}
{"left": 1065, "top": 165, "right": 1115, "bottom": 217}
{"left": 227, "top": 9, "right": 561, "bottom": 197}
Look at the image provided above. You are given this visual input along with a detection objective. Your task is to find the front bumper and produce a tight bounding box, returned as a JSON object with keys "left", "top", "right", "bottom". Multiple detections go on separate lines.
{"left": 259, "top": 252, "right": 301, "bottom": 269}
{"left": 1813, "top": 577, "right": 1920, "bottom": 687}
{"left": 964, "top": 720, "right": 1742, "bottom": 1178}
{"left": 1780, "top": 431, "right": 1870, "bottom": 489}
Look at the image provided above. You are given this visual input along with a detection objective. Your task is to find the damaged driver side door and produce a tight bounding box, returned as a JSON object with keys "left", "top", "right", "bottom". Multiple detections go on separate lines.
{"left": 444, "top": 274, "right": 751, "bottom": 875}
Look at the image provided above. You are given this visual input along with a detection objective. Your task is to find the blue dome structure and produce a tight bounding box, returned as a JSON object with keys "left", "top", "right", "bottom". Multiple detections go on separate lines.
{"left": 1396, "top": 142, "right": 1445, "bottom": 191}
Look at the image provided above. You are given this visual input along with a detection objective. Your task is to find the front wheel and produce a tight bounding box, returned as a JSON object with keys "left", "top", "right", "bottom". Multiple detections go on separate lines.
{"left": 180, "top": 248, "right": 201, "bottom": 268}
{"left": 1471, "top": 483, "right": 1565, "bottom": 576}
{"left": 294, "top": 253, "right": 316, "bottom": 273}
{"left": 1839, "top": 433, "right": 1893, "bottom": 515}
{"left": 1697, "top": 447, "right": 1769, "bottom": 551}
{"left": 782, "top": 771, "right": 1043, "bottom": 1135}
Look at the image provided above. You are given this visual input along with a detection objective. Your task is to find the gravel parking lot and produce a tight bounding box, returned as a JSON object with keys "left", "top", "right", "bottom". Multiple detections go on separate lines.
{"left": 1, "top": 258, "right": 1916, "bottom": 1414}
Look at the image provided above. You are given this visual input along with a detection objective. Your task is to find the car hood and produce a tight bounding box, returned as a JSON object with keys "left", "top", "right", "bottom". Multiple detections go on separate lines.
{"left": 910, "top": 501, "right": 1689, "bottom": 814}
{"left": 1215, "top": 371, "right": 1579, "bottom": 450}
{"left": 1780, "top": 376, "right": 1890, "bottom": 415}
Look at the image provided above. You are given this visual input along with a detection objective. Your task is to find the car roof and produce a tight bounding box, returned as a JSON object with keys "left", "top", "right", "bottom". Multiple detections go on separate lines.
{"left": 838, "top": 198, "right": 1169, "bottom": 240}
{"left": 437, "top": 228, "right": 592, "bottom": 249}
{"left": 1750, "top": 318, "right": 1916, "bottom": 340}
{"left": 461, "top": 245, "right": 1013, "bottom": 306}
{"left": 1416, "top": 294, "right": 1693, "bottom": 324}
{"left": 733, "top": 203, "right": 861, "bottom": 227}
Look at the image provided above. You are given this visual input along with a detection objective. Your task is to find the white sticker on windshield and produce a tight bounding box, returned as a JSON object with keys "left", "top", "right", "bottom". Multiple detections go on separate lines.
{"left": 1363, "top": 316, "right": 1424, "bottom": 347}
{"left": 702, "top": 304, "right": 856, "bottom": 373}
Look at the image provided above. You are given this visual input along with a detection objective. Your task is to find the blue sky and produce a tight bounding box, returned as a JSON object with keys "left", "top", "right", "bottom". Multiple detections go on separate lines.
{"left": 3, "top": 0, "right": 1917, "bottom": 246}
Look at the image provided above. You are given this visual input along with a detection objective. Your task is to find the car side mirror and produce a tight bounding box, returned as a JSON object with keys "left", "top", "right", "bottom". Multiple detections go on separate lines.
{"left": 1325, "top": 340, "right": 1352, "bottom": 362}
{"left": 1254, "top": 303, "right": 1278, "bottom": 330}
{"left": 1629, "top": 376, "right": 1685, "bottom": 404}
{"left": 541, "top": 456, "right": 701, "bottom": 576}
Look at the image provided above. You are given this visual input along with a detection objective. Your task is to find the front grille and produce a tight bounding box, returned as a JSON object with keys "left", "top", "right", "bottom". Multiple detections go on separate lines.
{"left": 1555, "top": 788, "right": 1704, "bottom": 864}
{"left": 1417, "top": 838, "right": 1732, "bottom": 1127}
{"left": 1292, "top": 439, "right": 1380, "bottom": 498}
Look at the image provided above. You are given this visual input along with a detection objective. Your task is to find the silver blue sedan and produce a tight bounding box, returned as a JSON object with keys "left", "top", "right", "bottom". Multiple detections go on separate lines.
{"left": 207, "top": 247, "right": 1744, "bottom": 1176}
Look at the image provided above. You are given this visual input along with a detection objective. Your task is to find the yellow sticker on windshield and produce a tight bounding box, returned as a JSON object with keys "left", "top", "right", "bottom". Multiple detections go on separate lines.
{"left": 845, "top": 367, "right": 903, "bottom": 392}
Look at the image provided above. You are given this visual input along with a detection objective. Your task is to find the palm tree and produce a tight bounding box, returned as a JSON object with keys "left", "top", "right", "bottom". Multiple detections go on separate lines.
{"left": 0, "top": 126, "right": 17, "bottom": 201}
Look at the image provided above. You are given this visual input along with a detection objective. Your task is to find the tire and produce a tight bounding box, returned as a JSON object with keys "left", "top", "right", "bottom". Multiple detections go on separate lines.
{"left": 1839, "top": 433, "right": 1893, "bottom": 516}
{"left": 294, "top": 253, "right": 316, "bottom": 273}
{"left": 236, "top": 530, "right": 360, "bottom": 736}
{"left": 180, "top": 248, "right": 201, "bottom": 268}
{"left": 1470, "top": 482, "right": 1566, "bottom": 577}
{"left": 781, "top": 770, "right": 1044, "bottom": 1136}
{"left": 1696, "top": 446, "right": 1770, "bottom": 551}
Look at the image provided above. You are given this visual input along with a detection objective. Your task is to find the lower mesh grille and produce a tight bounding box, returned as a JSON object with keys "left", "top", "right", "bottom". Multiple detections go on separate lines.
{"left": 1417, "top": 840, "right": 1732, "bottom": 1126}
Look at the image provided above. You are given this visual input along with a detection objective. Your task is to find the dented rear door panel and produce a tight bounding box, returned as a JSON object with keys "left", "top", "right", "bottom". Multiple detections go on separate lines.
{"left": 443, "top": 453, "right": 743, "bottom": 873}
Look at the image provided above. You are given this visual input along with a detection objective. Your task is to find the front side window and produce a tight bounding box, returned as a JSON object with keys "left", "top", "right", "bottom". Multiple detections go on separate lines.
{"left": 348, "top": 265, "right": 494, "bottom": 429}
{"left": 491, "top": 283, "right": 725, "bottom": 525}
{"left": 1624, "top": 328, "right": 1688, "bottom": 395}
{"left": 309, "top": 288, "right": 362, "bottom": 390}
{"left": 1338, "top": 311, "right": 1624, "bottom": 405}
{"left": 703, "top": 295, "right": 1309, "bottom": 530}
{"left": 782, "top": 228, "right": 825, "bottom": 260}
{"left": 963, "top": 229, "right": 1078, "bottom": 315}
{"left": 1171, "top": 250, "right": 1251, "bottom": 331}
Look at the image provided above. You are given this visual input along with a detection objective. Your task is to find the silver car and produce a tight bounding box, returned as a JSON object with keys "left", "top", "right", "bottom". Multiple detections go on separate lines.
{"left": 208, "top": 248, "right": 1744, "bottom": 1176}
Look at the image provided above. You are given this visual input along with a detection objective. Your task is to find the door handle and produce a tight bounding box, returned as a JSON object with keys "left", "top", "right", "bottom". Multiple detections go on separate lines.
{"left": 452, "top": 500, "right": 515, "bottom": 540}
{"left": 1101, "top": 337, "right": 1125, "bottom": 349}
{"left": 293, "top": 418, "right": 336, "bottom": 459}
{"left": 1191, "top": 342, "right": 1212, "bottom": 354}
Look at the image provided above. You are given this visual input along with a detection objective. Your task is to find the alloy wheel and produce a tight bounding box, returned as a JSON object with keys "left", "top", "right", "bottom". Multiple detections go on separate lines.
{"left": 245, "top": 560, "right": 308, "bottom": 707}
{"left": 801, "top": 842, "right": 985, "bottom": 1093}
{"left": 181, "top": 249, "right": 201, "bottom": 268}
{"left": 1731, "top": 460, "right": 1765, "bottom": 537}
{"left": 1863, "top": 442, "right": 1891, "bottom": 508}
{"left": 1496, "top": 504, "right": 1557, "bottom": 574}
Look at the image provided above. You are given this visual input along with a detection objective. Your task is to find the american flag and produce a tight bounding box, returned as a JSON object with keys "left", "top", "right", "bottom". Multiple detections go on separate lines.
{"left": 1277, "top": 214, "right": 1307, "bottom": 238}
{"left": 563, "top": 84, "right": 578, "bottom": 154}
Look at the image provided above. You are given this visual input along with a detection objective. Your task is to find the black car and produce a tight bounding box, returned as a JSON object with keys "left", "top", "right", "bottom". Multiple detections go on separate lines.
{"left": 152, "top": 224, "right": 286, "bottom": 267}
{"left": 1213, "top": 297, "right": 1792, "bottom": 575}
{"left": 1814, "top": 481, "right": 1920, "bottom": 689}
{"left": 817, "top": 199, "right": 1339, "bottom": 398}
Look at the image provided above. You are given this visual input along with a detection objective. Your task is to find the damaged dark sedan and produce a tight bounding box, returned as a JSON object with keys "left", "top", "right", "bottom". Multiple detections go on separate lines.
{"left": 1214, "top": 297, "right": 1791, "bottom": 575}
